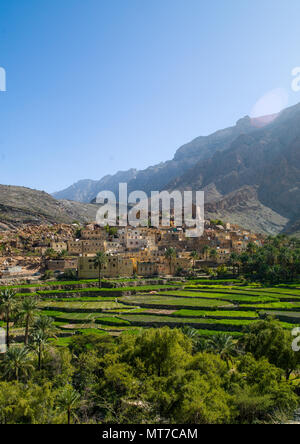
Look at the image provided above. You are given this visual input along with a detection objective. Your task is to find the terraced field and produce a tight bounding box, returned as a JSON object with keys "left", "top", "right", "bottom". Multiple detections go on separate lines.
{"left": 156, "top": 291, "right": 278, "bottom": 304}
{"left": 4, "top": 278, "right": 300, "bottom": 341}
{"left": 121, "top": 294, "right": 234, "bottom": 308}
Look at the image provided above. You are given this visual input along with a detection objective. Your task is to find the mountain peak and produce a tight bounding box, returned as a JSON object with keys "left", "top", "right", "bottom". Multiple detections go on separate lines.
{"left": 236, "top": 115, "right": 252, "bottom": 128}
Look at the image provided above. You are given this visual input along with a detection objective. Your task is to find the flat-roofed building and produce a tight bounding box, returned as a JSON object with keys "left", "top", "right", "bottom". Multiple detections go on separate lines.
{"left": 137, "top": 262, "right": 158, "bottom": 277}
{"left": 67, "top": 240, "right": 107, "bottom": 255}
{"left": 78, "top": 255, "right": 134, "bottom": 278}
{"left": 46, "top": 258, "right": 78, "bottom": 272}
{"left": 50, "top": 241, "right": 67, "bottom": 253}
{"left": 81, "top": 227, "right": 107, "bottom": 240}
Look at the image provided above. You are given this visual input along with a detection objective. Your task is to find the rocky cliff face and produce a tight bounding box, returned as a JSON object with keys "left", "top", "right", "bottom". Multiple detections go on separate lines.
{"left": 167, "top": 103, "right": 300, "bottom": 233}
{"left": 0, "top": 185, "right": 98, "bottom": 230}
{"left": 52, "top": 102, "right": 300, "bottom": 235}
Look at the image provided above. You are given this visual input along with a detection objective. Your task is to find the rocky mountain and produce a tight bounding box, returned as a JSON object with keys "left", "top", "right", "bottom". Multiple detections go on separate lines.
{"left": 204, "top": 186, "right": 289, "bottom": 235}
{"left": 283, "top": 216, "right": 300, "bottom": 238}
{"left": 53, "top": 116, "right": 259, "bottom": 202}
{"left": 52, "top": 102, "right": 300, "bottom": 235}
{"left": 53, "top": 170, "right": 138, "bottom": 203}
{"left": 168, "top": 104, "right": 300, "bottom": 234}
{"left": 0, "top": 185, "right": 98, "bottom": 230}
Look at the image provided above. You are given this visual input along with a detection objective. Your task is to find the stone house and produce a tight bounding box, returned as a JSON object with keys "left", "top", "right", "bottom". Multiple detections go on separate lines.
{"left": 50, "top": 241, "right": 67, "bottom": 253}
{"left": 78, "top": 256, "right": 134, "bottom": 278}
{"left": 46, "top": 258, "right": 78, "bottom": 272}
{"left": 67, "top": 240, "right": 107, "bottom": 255}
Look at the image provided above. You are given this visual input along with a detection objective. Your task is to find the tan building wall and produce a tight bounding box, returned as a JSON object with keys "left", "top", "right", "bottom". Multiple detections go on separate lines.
{"left": 81, "top": 228, "right": 107, "bottom": 240}
{"left": 78, "top": 256, "right": 134, "bottom": 279}
{"left": 125, "top": 228, "right": 157, "bottom": 251}
{"left": 216, "top": 249, "right": 231, "bottom": 263}
{"left": 67, "top": 240, "right": 107, "bottom": 255}
{"left": 137, "top": 262, "right": 159, "bottom": 277}
{"left": 172, "top": 257, "right": 192, "bottom": 272}
{"left": 47, "top": 258, "right": 78, "bottom": 272}
{"left": 50, "top": 242, "right": 67, "bottom": 253}
{"left": 105, "top": 241, "right": 124, "bottom": 254}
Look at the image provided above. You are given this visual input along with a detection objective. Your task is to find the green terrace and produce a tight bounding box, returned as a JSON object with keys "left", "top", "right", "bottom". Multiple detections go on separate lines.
{"left": 173, "top": 309, "right": 260, "bottom": 319}
{"left": 0, "top": 278, "right": 181, "bottom": 290}
{"left": 259, "top": 310, "right": 300, "bottom": 324}
{"left": 39, "top": 300, "right": 136, "bottom": 312}
{"left": 4, "top": 279, "right": 300, "bottom": 341}
{"left": 239, "top": 301, "right": 300, "bottom": 311}
{"left": 184, "top": 286, "right": 300, "bottom": 298}
{"left": 156, "top": 290, "right": 278, "bottom": 304}
{"left": 186, "top": 279, "right": 243, "bottom": 285}
{"left": 115, "top": 314, "right": 298, "bottom": 332}
{"left": 34, "top": 284, "right": 181, "bottom": 296}
{"left": 121, "top": 294, "right": 234, "bottom": 308}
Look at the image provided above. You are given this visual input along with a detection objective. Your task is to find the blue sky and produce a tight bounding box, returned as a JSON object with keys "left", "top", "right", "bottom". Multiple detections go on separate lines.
{"left": 0, "top": 0, "right": 300, "bottom": 193}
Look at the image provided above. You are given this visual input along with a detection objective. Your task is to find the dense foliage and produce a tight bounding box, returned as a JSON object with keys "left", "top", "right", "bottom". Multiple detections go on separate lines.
{"left": 230, "top": 236, "right": 300, "bottom": 284}
{"left": 0, "top": 316, "right": 299, "bottom": 424}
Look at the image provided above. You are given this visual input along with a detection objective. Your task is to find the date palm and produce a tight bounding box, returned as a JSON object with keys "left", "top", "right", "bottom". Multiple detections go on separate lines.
{"left": 190, "top": 251, "right": 199, "bottom": 270}
{"left": 164, "top": 247, "right": 177, "bottom": 275}
{"left": 202, "top": 245, "right": 210, "bottom": 260}
{"left": 30, "top": 329, "right": 50, "bottom": 371}
{"left": 0, "top": 289, "right": 18, "bottom": 349}
{"left": 93, "top": 251, "right": 108, "bottom": 288}
{"left": 230, "top": 252, "right": 240, "bottom": 276}
{"left": 181, "top": 325, "right": 198, "bottom": 340}
{"left": 207, "top": 334, "right": 237, "bottom": 368}
{"left": 32, "top": 315, "right": 57, "bottom": 337}
{"left": 57, "top": 385, "right": 81, "bottom": 424}
{"left": 19, "top": 296, "right": 39, "bottom": 345}
{"left": 1, "top": 346, "right": 33, "bottom": 381}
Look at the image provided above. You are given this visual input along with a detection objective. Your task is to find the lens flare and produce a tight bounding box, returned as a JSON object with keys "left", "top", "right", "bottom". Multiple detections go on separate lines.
{"left": 250, "top": 88, "right": 289, "bottom": 119}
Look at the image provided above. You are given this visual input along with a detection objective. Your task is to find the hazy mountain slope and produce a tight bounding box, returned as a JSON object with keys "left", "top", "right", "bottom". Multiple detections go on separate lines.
{"left": 53, "top": 116, "right": 259, "bottom": 202}
{"left": 52, "top": 179, "right": 98, "bottom": 203}
{"left": 283, "top": 215, "right": 300, "bottom": 238}
{"left": 0, "top": 185, "right": 98, "bottom": 230}
{"left": 204, "top": 186, "right": 289, "bottom": 235}
{"left": 52, "top": 103, "right": 300, "bottom": 235}
{"left": 167, "top": 103, "right": 300, "bottom": 233}
{"left": 53, "top": 170, "right": 138, "bottom": 203}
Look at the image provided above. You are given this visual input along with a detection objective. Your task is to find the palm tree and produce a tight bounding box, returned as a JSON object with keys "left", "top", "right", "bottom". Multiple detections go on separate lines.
{"left": 190, "top": 251, "right": 199, "bottom": 270}
{"left": 246, "top": 242, "right": 257, "bottom": 255}
{"left": 164, "top": 247, "right": 177, "bottom": 275}
{"left": 0, "top": 289, "right": 18, "bottom": 349}
{"left": 181, "top": 325, "right": 198, "bottom": 340}
{"left": 93, "top": 251, "right": 108, "bottom": 288}
{"left": 30, "top": 329, "right": 50, "bottom": 371}
{"left": 19, "top": 296, "right": 39, "bottom": 345}
{"left": 209, "top": 249, "right": 218, "bottom": 262}
{"left": 30, "top": 315, "right": 57, "bottom": 370}
{"left": 207, "top": 334, "right": 237, "bottom": 368}
{"left": 279, "top": 248, "right": 292, "bottom": 279}
{"left": 32, "top": 315, "right": 56, "bottom": 337}
{"left": 229, "top": 252, "right": 240, "bottom": 276}
{"left": 202, "top": 245, "right": 210, "bottom": 260}
{"left": 57, "top": 385, "right": 81, "bottom": 424}
{"left": 1, "top": 346, "right": 34, "bottom": 381}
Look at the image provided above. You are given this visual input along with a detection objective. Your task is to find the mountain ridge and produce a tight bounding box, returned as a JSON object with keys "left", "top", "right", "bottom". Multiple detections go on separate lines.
{"left": 49, "top": 103, "right": 300, "bottom": 235}
{"left": 0, "top": 185, "right": 98, "bottom": 230}
{"left": 53, "top": 115, "right": 261, "bottom": 202}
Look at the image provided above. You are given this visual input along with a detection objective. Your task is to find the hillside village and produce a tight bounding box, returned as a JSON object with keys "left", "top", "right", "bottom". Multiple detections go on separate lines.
{"left": 0, "top": 220, "right": 264, "bottom": 283}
